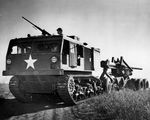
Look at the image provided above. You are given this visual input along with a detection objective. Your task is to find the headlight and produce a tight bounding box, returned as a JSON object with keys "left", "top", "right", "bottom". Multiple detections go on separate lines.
{"left": 51, "top": 56, "right": 57, "bottom": 63}
{"left": 7, "top": 59, "right": 11, "bottom": 64}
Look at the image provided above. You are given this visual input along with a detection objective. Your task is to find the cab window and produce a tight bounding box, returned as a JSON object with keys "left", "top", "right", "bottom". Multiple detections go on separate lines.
{"left": 77, "top": 44, "right": 83, "bottom": 66}
{"left": 62, "top": 40, "right": 69, "bottom": 64}
{"left": 37, "top": 43, "right": 59, "bottom": 52}
{"left": 8, "top": 42, "right": 32, "bottom": 54}
{"left": 22, "top": 43, "right": 32, "bottom": 53}
{"left": 34, "top": 41, "right": 61, "bottom": 53}
{"left": 11, "top": 46, "right": 21, "bottom": 54}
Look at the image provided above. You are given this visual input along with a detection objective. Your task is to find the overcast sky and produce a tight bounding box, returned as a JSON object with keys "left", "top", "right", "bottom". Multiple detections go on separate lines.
{"left": 0, "top": 0, "right": 150, "bottom": 82}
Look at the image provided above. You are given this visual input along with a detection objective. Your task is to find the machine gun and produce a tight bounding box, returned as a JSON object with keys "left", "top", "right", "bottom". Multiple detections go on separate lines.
{"left": 22, "top": 16, "right": 51, "bottom": 36}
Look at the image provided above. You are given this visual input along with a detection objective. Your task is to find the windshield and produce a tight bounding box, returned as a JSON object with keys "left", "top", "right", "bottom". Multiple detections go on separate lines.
{"left": 8, "top": 40, "right": 61, "bottom": 54}
{"left": 8, "top": 42, "right": 32, "bottom": 54}
{"left": 35, "top": 42, "right": 61, "bottom": 53}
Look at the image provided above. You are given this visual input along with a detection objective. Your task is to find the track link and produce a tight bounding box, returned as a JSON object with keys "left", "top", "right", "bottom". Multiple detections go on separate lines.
{"left": 57, "top": 75, "right": 103, "bottom": 105}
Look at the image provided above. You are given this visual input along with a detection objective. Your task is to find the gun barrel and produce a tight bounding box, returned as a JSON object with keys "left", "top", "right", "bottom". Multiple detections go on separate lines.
{"left": 22, "top": 16, "right": 51, "bottom": 36}
{"left": 107, "top": 65, "right": 142, "bottom": 70}
{"left": 22, "top": 17, "right": 42, "bottom": 30}
{"left": 131, "top": 67, "right": 143, "bottom": 70}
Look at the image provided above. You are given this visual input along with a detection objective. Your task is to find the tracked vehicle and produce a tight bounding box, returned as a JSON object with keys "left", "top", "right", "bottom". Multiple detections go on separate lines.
{"left": 3, "top": 17, "right": 103, "bottom": 104}
{"left": 3, "top": 17, "right": 149, "bottom": 105}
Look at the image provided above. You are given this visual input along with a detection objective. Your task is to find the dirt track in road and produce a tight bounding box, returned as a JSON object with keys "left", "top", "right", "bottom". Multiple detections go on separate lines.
{"left": 0, "top": 98, "right": 71, "bottom": 120}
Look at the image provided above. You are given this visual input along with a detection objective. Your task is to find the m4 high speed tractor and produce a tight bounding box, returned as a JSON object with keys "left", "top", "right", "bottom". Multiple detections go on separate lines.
{"left": 3, "top": 17, "right": 149, "bottom": 105}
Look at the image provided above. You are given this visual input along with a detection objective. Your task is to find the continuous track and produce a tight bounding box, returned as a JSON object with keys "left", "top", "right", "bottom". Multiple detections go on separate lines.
{"left": 57, "top": 75, "right": 103, "bottom": 105}
{"left": 9, "top": 75, "right": 149, "bottom": 105}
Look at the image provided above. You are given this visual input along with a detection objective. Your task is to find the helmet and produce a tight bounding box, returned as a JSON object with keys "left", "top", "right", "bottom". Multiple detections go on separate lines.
{"left": 57, "top": 28, "right": 63, "bottom": 32}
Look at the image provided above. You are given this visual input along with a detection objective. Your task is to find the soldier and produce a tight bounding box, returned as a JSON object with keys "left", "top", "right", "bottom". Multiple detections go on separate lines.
{"left": 57, "top": 28, "right": 63, "bottom": 36}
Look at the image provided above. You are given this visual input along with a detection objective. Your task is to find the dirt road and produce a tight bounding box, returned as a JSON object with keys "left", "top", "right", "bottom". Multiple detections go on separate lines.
{"left": 0, "top": 98, "right": 71, "bottom": 120}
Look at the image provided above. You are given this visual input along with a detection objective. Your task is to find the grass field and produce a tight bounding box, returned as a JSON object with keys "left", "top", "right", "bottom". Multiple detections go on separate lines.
{"left": 64, "top": 89, "right": 150, "bottom": 120}
{"left": 0, "top": 83, "right": 14, "bottom": 99}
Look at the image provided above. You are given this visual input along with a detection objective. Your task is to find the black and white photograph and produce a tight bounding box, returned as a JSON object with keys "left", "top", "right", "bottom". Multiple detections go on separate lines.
{"left": 0, "top": 0, "right": 150, "bottom": 120}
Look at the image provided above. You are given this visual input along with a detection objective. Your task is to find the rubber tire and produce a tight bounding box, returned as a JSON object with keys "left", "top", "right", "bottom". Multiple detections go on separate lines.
{"left": 102, "top": 77, "right": 112, "bottom": 93}
{"left": 125, "top": 79, "right": 136, "bottom": 91}
{"left": 140, "top": 79, "right": 144, "bottom": 90}
{"left": 134, "top": 79, "right": 141, "bottom": 90}
{"left": 145, "top": 80, "right": 149, "bottom": 89}
{"left": 118, "top": 77, "right": 124, "bottom": 89}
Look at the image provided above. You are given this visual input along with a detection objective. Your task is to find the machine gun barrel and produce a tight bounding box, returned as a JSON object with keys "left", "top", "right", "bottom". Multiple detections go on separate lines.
{"left": 22, "top": 16, "right": 51, "bottom": 36}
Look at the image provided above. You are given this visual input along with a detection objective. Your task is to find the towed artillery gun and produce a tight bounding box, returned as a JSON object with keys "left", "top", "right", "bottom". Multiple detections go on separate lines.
{"left": 100, "top": 56, "right": 149, "bottom": 92}
{"left": 2, "top": 17, "right": 148, "bottom": 105}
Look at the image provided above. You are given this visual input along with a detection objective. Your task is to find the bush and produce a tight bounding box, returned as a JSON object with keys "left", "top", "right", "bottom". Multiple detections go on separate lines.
{"left": 66, "top": 89, "right": 150, "bottom": 120}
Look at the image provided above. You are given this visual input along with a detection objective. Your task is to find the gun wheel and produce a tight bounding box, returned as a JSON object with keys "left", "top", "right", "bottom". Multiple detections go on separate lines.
{"left": 145, "top": 80, "right": 149, "bottom": 89}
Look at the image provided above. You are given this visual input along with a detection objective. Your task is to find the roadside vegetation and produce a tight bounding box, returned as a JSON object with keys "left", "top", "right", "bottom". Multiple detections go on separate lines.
{"left": 63, "top": 89, "right": 150, "bottom": 120}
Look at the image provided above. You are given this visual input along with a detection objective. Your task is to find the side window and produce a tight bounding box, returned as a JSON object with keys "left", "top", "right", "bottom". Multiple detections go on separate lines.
{"left": 62, "top": 40, "right": 69, "bottom": 64}
{"left": 62, "top": 40, "right": 69, "bottom": 54}
{"left": 69, "top": 42, "right": 77, "bottom": 67}
{"left": 77, "top": 45, "right": 83, "bottom": 57}
{"left": 77, "top": 44, "right": 83, "bottom": 66}
{"left": 70, "top": 43, "right": 75, "bottom": 53}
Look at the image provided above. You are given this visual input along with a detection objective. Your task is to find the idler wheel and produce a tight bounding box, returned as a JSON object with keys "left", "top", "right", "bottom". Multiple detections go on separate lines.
{"left": 9, "top": 76, "right": 32, "bottom": 102}
{"left": 57, "top": 75, "right": 77, "bottom": 105}
{"left": 68, "top": 76, "right": 75, "bottom": 94}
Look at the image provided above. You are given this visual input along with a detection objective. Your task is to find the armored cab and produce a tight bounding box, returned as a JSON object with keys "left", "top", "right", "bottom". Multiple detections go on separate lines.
{"left": 4, "top": 35, "right": 101, "bottom": 75}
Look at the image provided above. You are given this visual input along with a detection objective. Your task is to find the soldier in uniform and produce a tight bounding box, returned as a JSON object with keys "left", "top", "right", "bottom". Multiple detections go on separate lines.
{"left": 57, "top": 28, "right": 63, "bottom": 36}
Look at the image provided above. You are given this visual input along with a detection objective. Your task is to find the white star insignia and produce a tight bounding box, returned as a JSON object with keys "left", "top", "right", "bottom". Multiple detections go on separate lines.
{"left": 24, "top": 55, "right": 37, "bottom": 69}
